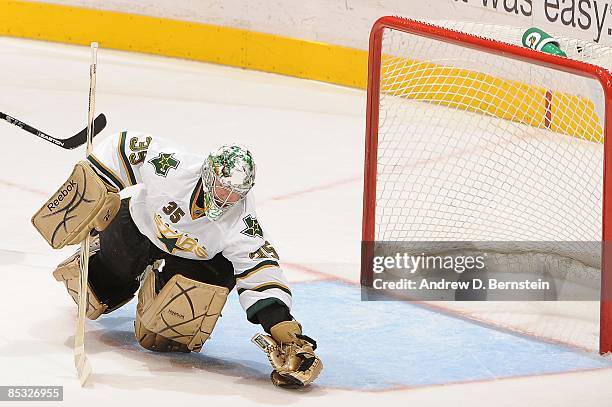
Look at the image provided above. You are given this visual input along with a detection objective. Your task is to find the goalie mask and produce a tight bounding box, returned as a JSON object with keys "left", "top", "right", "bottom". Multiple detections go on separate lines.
{"left": 201, "top": 144, "right": 256, "bottom": 220}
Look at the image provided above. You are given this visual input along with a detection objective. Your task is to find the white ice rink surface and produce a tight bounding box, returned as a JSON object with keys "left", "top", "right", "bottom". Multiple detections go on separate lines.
{"left": 2, "top": 38, "right": 612, "bottom": 406}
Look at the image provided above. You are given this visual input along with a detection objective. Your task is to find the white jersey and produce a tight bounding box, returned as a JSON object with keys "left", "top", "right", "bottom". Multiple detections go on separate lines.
{"left": 87, "top": 131, "right": 291, "bottom": 321}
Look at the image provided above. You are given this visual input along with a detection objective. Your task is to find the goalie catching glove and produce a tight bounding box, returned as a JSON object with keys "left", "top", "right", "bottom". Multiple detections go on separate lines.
{"left": 31, "top": 161, "right": 120, "bottom": 249}
{"left": 252, "top": 320, "right": 322, "bottom": 388}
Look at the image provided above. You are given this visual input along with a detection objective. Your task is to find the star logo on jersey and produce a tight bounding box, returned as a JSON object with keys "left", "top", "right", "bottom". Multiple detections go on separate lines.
{"left": 158, "top": 234, "right": 180, "bottom": 253}
{"left": 148, "top": 152, "right": 180, "bottom": 177}
{"left": 154, "top": 214, "right": 208, "bottom": 258}
{"left": 241, "top": 214, "right": 263, "bottom": 238}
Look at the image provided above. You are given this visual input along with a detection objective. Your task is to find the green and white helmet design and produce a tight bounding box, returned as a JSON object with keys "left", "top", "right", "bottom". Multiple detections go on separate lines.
{"left": 201, "top": 144, "right": 256, "bottom": 220}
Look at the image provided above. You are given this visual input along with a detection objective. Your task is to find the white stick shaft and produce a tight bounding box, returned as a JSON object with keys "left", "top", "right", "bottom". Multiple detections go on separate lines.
{"left": 75, "top": 41, "right": 98, "bottom": 386}
{"left": 86, "top": 42, "right": 98, "bottom": 156}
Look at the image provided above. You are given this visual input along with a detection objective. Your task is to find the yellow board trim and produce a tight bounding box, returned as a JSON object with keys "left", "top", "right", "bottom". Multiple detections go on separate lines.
{"left": 381, "top": 57, "right": 603, "bottom": 142}
{"left": 0, "top": 1, "right": 602, "bottom": 142}
{"left": 0, "top": 0, "right": 368, "bottom": 88}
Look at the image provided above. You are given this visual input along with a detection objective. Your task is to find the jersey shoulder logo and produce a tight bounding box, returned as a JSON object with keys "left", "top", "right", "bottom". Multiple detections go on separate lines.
{"left": 241, "top": 214, "right": 263, "bottom": 238}
{"left": 148, "top": 152, "right": 180, "bottom": 177}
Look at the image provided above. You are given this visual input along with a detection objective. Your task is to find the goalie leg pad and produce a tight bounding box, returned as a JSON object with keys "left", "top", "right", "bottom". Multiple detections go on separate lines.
{"left": 32, "top": 161, "right": 120, "bottom": 249}
{"left": 135, "top": 266, "right": 229, "bottom": 353}
{"left": 53, "top": 236, "right": 107, "bottom": 320}
{"left": 52, "top": 235, "right": 136, "bottom": 319}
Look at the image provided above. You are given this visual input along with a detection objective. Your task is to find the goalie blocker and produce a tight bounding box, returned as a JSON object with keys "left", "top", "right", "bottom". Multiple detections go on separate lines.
{"left": 31, "top": 161, "right": 120, "bottom": 249}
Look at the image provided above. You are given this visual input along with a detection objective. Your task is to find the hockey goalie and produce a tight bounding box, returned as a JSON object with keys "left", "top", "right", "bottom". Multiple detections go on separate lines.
{"left": 31, "top": 131, "right": 322, "bottom": 388}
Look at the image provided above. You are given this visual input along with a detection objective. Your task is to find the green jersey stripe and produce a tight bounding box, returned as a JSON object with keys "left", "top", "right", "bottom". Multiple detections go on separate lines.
{"left": 87, "top": 154, "right": 125, "bottom": 190}
{"left": 235, "top": 259, "right": 280, "bottom": 280}
{"left": 118, "top": 131, "right": 137, "bottom": 186}
{"left": 238, "top": 283, "right": 292, "bottom": 297}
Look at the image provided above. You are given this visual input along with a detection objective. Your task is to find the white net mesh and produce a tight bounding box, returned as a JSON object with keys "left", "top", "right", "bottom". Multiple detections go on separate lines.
{"left": 371, "top": 20, "right": 609, "bottom": 351}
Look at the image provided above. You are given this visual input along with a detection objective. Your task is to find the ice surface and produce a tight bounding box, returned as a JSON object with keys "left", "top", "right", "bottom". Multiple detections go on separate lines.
{"left": 2, "top": 37, "right": 612, "bottom": 406}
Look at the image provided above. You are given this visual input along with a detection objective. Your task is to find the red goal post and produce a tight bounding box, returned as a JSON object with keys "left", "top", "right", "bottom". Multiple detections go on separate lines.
{"left": 361, "top": 16, "right": 612, "bottom": 354}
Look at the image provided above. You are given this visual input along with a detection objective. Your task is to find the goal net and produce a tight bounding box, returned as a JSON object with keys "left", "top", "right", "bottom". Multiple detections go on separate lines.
{"left": 361, "top": 17, "right": 612, "bottom": 354}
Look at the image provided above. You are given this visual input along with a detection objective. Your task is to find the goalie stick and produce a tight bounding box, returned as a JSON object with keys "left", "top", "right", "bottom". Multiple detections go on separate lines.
{"left": 74, "top": 42, "right": 99, "bottom": 386}
{"left": 0, "top": 111, "right": 106, "bottom": 149}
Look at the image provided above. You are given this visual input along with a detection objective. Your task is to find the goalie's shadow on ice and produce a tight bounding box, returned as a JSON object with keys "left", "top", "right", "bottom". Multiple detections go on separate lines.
{"left": 54, "top": 310, "right": 324, "bottom": 397}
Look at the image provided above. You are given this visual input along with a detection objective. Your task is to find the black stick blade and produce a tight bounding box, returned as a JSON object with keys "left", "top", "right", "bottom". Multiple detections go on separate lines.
{"left": 0, "top": 112, "right": 107, "bottom": 149}
{"left": 64, "top": 114, "right": 107, "bottom": 149}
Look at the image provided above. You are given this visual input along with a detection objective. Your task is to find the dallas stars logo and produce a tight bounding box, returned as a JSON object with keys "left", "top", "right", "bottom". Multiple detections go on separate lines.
{"left": 154, "top": 214, "right": 208, "bottom": 258}
{"left": 241, "top": 214, "right": 263, "bottom": 238}
{"left": 148, "top": 152, "right": 180, "bottom": 177}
